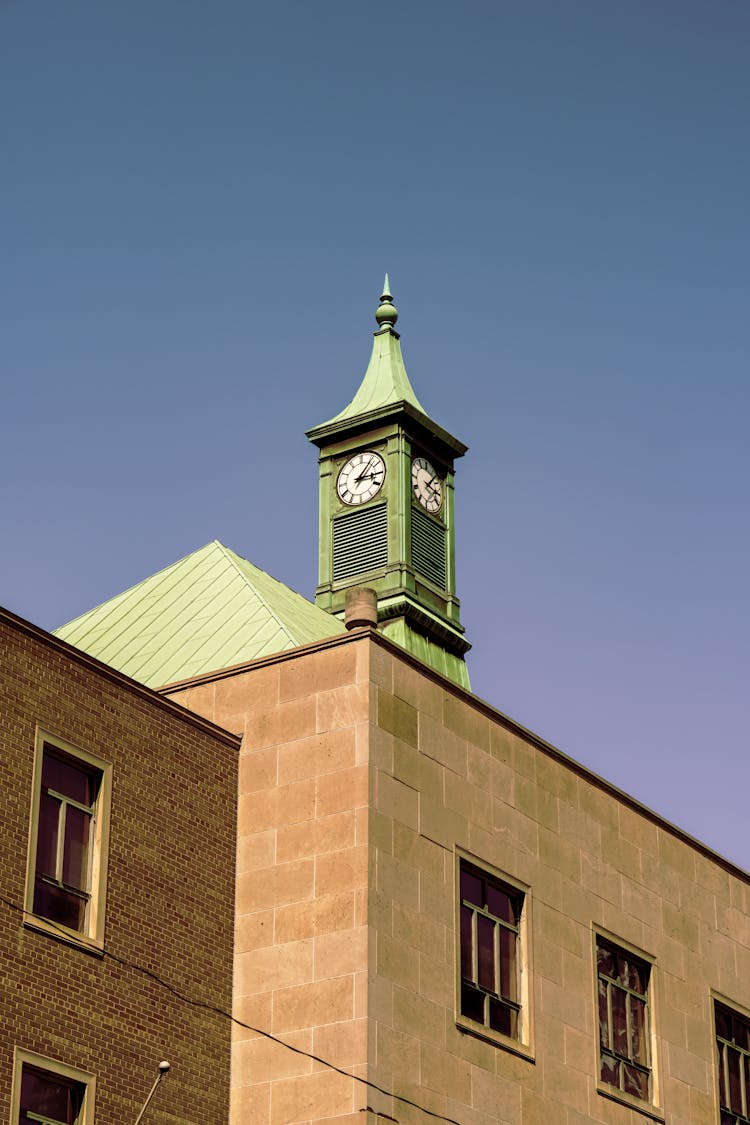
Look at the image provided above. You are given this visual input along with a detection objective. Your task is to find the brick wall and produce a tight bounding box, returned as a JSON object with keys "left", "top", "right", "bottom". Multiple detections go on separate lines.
{"left": 0, "top": 609, "right": 238, "bottom": 1124}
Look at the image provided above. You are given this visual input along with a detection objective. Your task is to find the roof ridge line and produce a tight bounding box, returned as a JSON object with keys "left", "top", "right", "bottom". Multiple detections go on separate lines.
{"left": 215, "top": 542, "right": 300, "bottom": 647}
{"left": 56, "top": 540, "right": 221, "bottom": 635}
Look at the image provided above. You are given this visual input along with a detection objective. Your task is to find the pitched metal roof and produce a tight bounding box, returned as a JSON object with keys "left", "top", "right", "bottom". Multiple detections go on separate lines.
{"left": 54, "top": 540, "right": 345, "bottom": 688}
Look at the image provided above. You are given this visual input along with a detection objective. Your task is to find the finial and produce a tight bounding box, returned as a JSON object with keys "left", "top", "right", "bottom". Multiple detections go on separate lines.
{"left": 375, "top": 274, "right": 398, "bottom": 331}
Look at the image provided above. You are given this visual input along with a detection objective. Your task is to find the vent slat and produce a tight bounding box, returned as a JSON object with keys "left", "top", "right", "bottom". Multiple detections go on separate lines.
{"left": 333, "top": 503, "right": 388, "bottom": 581}
{"left": 412, "top": 507, "right": 446, "bottom": 588}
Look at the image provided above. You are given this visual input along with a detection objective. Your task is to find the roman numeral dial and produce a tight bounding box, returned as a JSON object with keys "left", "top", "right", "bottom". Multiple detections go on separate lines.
{"left": 336, "top": 451, "right": 386, "bottom": 506}
{"left": 412, "top": 456, "right": 443, "bottom": 514}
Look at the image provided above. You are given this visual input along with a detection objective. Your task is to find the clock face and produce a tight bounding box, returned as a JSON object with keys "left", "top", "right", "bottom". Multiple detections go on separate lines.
{"left": 336, "top": 450, "right": 386, "bottom": 506}
{"left": 412, "top": 456, "right": 443, "bottom": 514}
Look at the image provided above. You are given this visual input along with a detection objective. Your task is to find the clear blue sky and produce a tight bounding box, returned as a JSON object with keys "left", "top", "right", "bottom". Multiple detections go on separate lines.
{"left": 2, "top": 2, "right": 748, "bottom": 865}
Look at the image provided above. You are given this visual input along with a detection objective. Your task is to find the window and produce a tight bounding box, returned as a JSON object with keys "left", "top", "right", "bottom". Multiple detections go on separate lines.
{"left": 19, "top": 1065, "right": 84, "bottom": 1124}
{"left": 11, "top": 1052, "right": 94, "bottom": 1125}
{"left": 458, "top": 857, "right": 526, "bottom": 1042}
{"left": 26, "top": 733, "right": 111, "bottom": 948}
{"left": 715, "top": 1000, "right": 750, "bottom": 1124}
{"left": 597, "top": 936, "right": 652, "bottom": 1103}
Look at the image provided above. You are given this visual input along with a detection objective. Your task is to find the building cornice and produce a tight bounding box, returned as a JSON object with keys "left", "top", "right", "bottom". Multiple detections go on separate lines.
{"left": 0, "top": 605, "right": 241, "bottom": 750}
{"left": 157, "top": 625, "right": 750, "bottom": 885}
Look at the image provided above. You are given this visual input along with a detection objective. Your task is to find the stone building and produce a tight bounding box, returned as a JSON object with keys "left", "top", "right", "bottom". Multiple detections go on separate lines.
{"left": 54, "top": 283, "right": 750, "bottom": 1124}
{"left": 0, "top": 606, "right": 239, "bottom": 1124}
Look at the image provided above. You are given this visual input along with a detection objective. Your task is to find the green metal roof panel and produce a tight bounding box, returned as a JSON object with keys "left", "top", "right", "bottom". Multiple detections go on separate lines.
{"left": 321, "top": 324, "right": 426, "bottom": 425}
{"left": 55, "top": 541, "right": 346, "bottom": 688}
{"left": 307, "top": 278, "right": 427, "bottom": 435}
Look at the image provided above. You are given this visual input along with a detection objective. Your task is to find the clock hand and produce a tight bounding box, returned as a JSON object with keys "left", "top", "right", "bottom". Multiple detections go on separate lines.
{"left": 354, "top": 458, "right": 376, "bottom": 485}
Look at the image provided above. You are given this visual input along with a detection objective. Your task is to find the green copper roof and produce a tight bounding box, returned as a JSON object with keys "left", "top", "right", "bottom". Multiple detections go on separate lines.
{"left": 54, "top": 540, "right": 345, "bottom": 688}
{"left": 306, "top": 278, "right": 466, "bottom": 458}
{"left": 316, "top": 276, "right": 427, "bottom": 427}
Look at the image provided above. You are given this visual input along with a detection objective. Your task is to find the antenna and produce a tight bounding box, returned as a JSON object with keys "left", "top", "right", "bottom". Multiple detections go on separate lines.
{"left": 134, "top": 1060, "right": 170, "bottom": 1124}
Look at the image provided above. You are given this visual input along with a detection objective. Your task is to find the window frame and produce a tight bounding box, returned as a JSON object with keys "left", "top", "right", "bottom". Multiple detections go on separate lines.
{"left": 24, "top": 729, "right": 112, "bottom": 952}
{"left": 713, "top": 993, "right": 750, "bottom": 1125}
{"left": 10, "top": 1048, "right": 95, "bottom": 1125}
{"left": 454, "top": 849, "right": 533, "bottom": 1059}
{"left": 593, "top": 927, "right": 663, "bottom": 1121}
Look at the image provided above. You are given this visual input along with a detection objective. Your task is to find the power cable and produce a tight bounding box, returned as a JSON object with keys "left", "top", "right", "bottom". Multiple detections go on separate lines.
{"left": 0, "top": 893, "right": 465, "bottom": 1125}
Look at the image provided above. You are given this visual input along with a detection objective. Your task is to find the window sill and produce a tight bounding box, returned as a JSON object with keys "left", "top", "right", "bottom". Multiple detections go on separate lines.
{"left": 456, "top": 1016, "right": 535, "bottom": 1063}
{"left": 24, "top": 914, "right": 104, "bottom": 957}
{"left": 597, "top": 1082, "right": 664, "bottom": 1122}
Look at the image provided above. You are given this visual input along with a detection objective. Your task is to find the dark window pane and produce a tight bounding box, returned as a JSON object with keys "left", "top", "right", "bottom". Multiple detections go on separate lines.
{"left": 460, "top": 869, "right": 483, "bottom": 908}
{"left": 458, "top": 863, "right": 524, "bottom": 1042}
{"left": 499, "top": 925, "right": 516, "bottom": 1003}
{"left": 62, "top": 807, "right": 91, "bottom": 891}
{"left": 486, "top": 884, "right": 515, "bottom": 924}
{"left": 42, "top": 753, "right": 93, "bottom": 806}
{"left": 33, "top": 880, "right": 85, "bottom": 931}
{"left": 630, "top": 996, "right": 648, "bottom": 1064}
{"left": 621, "top": 955, "right": 647, "bottom": 994}
{"left": 477, "top": 915, "right": 495, "bottom": 992}
{"left": 489, "top": 997, "right": 517, "bottom": 1038}
{"left": 37, "top": 793, "right": 60, "bottom": 878}
{"left": 600, "top": 1052, "right": 619, "bottom": 1087}
{"left": 623, "top": 1064, "right": 649, "bottom": 1101}
{"left": 21, "top": 1066, "right": 82, "bottom": 1124}
{"left": 598, "top": 979, "right": 610, "bottom": 1050}
{"left": 737, "top": 1013, "right": 750, "bottom": 1052}
{"left": 727, "top": 1047, "right": 743, "bottom": 1112}
{"left": 461, "top": 982, "right": 485, "bottom": 1023}
{"left": 597, "top": 942, "right": 615, "bottom": 979}
{"left": 718, "top": 1043, "right": 729, "bottom": 1107}
{"left": 460, "top": 905, "right": 474, "bottom": 982}
{"left": 716, "top": 1006, "right": 732, "bottom": 1041}
{"left": 612, "top": 986, "right": 628, "bottom": 1057}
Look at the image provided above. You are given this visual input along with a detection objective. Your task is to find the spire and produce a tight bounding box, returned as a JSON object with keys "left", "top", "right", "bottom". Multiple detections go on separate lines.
{"left": 375, "top": 274, "right": 398, "bottom": 333}
{"left": 310, "top": 277, "right": 426, "bottom": 429}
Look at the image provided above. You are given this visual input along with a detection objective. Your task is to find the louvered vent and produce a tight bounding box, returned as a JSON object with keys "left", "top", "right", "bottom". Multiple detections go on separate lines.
{"left": 333, "top": 503, "right": 388, "bottom": 581}
{"left": 412, "top": 506, "right": 446, "bottom": 588}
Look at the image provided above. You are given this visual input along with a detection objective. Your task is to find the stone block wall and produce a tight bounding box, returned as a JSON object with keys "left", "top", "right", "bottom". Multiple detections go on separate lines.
{"left": 172, "top": 638, "right": 373, "bottom": 1124}
{"left": 369, "top": 638, "right": 750, "bottom": 1125}
{"left": 170, "top": 629, "right": 750, "bottom": 1125}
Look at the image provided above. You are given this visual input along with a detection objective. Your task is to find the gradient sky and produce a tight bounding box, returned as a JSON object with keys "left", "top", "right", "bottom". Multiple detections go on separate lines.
{"left": 2, "top": 2, "right": 748, "bottom": 866}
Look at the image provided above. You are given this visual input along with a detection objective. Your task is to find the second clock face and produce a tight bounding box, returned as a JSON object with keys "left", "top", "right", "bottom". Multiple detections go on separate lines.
{"left": 336, "top": 450, "right": 386, "bottom": 506}
{"left": 412, "top": 456, "right": 443, "bottom": 513}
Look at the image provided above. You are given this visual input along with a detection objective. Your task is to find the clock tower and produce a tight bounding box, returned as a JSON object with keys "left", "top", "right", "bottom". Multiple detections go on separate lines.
{"left": 306, "top": 278, "right": 470, "bottom": 689}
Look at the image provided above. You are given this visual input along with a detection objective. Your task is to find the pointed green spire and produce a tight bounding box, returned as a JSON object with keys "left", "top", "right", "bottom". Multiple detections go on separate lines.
{"left": 314, "top": 277, "right": 426, "bottom": 427}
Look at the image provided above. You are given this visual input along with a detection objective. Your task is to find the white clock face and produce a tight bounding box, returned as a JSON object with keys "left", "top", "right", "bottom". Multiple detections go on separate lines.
{"left": 336, "top": 450, "right": 386, "bottom": 506}
{"left": 412, "top": 456, "right": 443, "bottom": 514}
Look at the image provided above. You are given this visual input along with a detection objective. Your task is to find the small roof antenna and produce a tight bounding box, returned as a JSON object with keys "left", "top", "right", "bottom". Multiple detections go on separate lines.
{"left": 134, "top": 1060, "right": 170, "bottom": 1124}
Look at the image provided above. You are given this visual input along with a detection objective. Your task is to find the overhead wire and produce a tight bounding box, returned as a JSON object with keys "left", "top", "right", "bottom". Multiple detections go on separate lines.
{"left": 0, "top": 892, "right": 465, "bottom": 1125}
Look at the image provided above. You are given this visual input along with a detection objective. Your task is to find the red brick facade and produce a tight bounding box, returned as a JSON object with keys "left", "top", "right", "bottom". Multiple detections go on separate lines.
{"left": 0, "top": 607, "right": 239, "bottom": 1124}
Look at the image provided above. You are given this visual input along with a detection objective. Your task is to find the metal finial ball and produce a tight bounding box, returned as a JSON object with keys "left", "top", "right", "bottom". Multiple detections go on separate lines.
{"left": 375, "top": 296, "right": 398, "bottom": 328}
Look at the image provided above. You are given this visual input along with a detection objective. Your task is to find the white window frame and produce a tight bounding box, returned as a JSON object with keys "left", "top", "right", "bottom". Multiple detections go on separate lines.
{"left": 24, "top": 729, "right": 112, "bottom": 952}
{"left": 454, "top": 848, "right": 534, "bottom": 1060}
{"left": 10, "top": 1048, "right": 96, "bottom": 1125}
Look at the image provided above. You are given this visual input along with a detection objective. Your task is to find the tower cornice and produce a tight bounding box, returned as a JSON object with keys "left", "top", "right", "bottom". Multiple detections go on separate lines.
{"left": 306, "top": 399, "right": 467, "bottom": 461}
